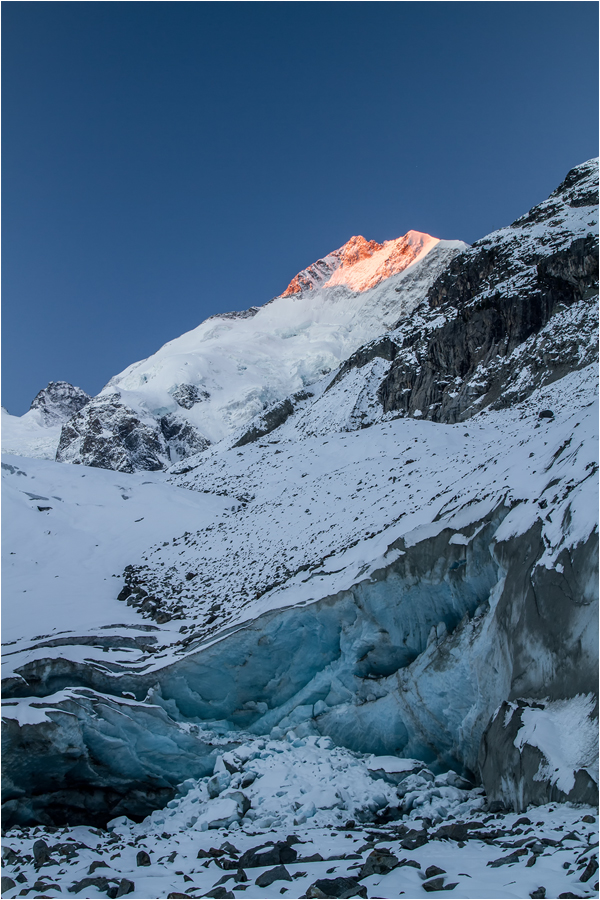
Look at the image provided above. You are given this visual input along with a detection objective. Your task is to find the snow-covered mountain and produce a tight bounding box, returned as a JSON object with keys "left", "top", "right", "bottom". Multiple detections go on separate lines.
{"left": 1, "top": 160, "right": 598, "bottom": 900}
{"left": 1, "top": 381, "right": 91, "bottom": 460}
{"left": 3, "top": 232, "right": 466, "bottom": 471}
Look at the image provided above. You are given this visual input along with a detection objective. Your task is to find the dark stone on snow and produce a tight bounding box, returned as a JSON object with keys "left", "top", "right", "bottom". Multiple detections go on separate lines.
{"left": 425, "top": 865, "right": 447, "bottom": 878}
{"left": 33, "top": 839, "right": 52, "bottom": 867}
{"left": 1, "top": 877, "right": 16, "bottom": 895}
{"left": 487, "top": 848, "right": 528, "bottom": 867}
{"left": 69, "top": 876, "right": 114, "bottom": 894}
{"left": 111, "top": 879, "right": 135, "bottom": 899}
{"left": 88, "top": 860, "right": 109, "bottom": 875}
{"left": 400, "top": 832, "right": 428, "bottom": 850}
{"left": 580, "top": 857, "right": 599, "bottom": 882}
{"left": 239, "top": 841, "right": 297, "bottom": 868}
{"left": 255, "top": 865, "right": 292, "bottom": 887}
{"left": 136, "top": 850, "right": 151, "bottom": 866}
{"left": 530, "top": 889, "right": 546, "bottom": 899}
{"left": 306, "top": 876, "right": 367, "bottom": 898}
{"left": 358, "top": 849, "right": 400, "bottom": 878}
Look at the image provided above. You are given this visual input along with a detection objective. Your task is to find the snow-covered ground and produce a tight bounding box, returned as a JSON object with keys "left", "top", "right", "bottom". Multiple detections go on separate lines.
{"left": 1, "top": 737, "right": 598, "bottom": 900}
{"left": 4, "top": 359, "right": 595, "bottom": 655}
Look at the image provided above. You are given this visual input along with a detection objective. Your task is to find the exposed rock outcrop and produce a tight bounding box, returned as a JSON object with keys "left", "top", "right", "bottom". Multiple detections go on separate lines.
{"left": 56, "top": 394, "right": 170, "bottom": 472}
{"left": 55, "top": 395, "right": 210, "bottom": 472}
{"left": 232, "top": 391, "right": 313, "bottom": 447}
{"left": 170, "top": 383, "right": 210, "bottom": 410}
{"left": 29, "top": 381, "right": 91, "bottom": 425}
{"left": 479, "top": 697, "right": 598, "bottom": 812}
{"left": 376, "top": 159, "right": 598, "bottom": 423}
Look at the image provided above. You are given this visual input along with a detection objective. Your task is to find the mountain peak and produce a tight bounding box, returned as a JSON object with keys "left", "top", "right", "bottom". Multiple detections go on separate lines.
{"left": 281, "top": 230, "right": 440, "bottom": 296}
{"left": 29, "top": 380, "right": 91, "bottom": 426}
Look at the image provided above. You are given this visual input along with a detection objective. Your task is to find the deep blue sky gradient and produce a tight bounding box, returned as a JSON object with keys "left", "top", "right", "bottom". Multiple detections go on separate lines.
{"left": 3, "top": 1, "right": 598, "bottom": 413}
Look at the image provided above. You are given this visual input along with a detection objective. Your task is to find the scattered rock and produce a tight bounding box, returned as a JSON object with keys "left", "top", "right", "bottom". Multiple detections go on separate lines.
{"left": 1, "top": 877, "right": 16, "bottom": 895}
{"left": 220, "top": 841, "right": 240, "bottom": 857}
{"left": 113, "top": 880, "right": 135, "bottom": 898}
{"left": 1, "top": 848, "right": 19, "bottom": 866}
{"left": 487, "top": 849, "right": 528, "bottom": 867}
{"left": 423, "top": 878, "right": 445, "bottom": 892}
{"left": 400, "top": 832, "right": 428, "bottom": 850}
{"left": 69, "top": 876, "right": 113, "bottom": 894}
{"left": 580, "top": 857, "right": 598, "bottom": 882}
{"left": 255, "top": 865, "right": 292, "bottom": 888}
{"left": 88, "top": 861, "right": 109, "bottom": 875}
{"left": 358, "top": 849, "right": 400, "bottom": 878}
{"left": 530, "top": 889, "right": 546, "bottom": 899}
{"left": 425, "top": 865, "right": 447, "bottom": 878}
{"left": 32, "top": 840, "right": 52, "bottom": 867}
{"left": 201, "top": 889, "right": 234, "bottom": 899}
{"left": 305, "top": 876, "right": 367, "bottom": 898}
{"left": 581, "top": 815, "right": 596, "bottom": 824}
{"left": 136, "top": 850, "right": 151, "bottom": 867}
{"left": 239, "top": 842, "right": 297, "bottom": 868}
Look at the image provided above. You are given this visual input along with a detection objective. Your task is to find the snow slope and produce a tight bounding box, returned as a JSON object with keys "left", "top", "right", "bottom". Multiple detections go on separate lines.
{"left": 1, "top": 408, "right": 63, "bottom": 461}
{"left": 96, "top": 235, "right": 465, "bottom": 444}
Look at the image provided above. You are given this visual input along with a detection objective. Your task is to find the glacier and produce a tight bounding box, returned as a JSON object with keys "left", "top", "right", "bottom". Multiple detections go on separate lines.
{"left": 1, "top": 159, "right": 598, "bottom": 900}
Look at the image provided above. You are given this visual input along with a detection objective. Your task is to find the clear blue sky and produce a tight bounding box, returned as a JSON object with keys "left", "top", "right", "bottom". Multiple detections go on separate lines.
{"left": 3, "top": 1, "right": 598, "bottom": 414}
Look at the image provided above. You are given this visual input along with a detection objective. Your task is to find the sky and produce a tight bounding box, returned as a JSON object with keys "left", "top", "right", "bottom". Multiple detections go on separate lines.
{"left": 2, "top": 1, "right": 598, "bottom": 415}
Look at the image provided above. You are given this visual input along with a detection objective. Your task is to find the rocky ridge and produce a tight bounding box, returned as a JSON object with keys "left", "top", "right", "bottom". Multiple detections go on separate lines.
{"left": 29, "top": 381, "right": 91, "bottom": 425}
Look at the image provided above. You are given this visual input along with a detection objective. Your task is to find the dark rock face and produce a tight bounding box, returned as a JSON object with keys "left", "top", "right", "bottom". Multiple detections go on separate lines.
{"left": 30, "top": 381, "right": 91, "bottom": 425}
{"left": 56, "top": 394, "right": 170, "bottom": 472}
{"left": 159, "top": 413, "right": 211, "bottom": 462}
{"left": 171, "top": 383, "right": 210, "bottom": 410}
{"left": 479, "top": 699, "right": 598, "bottom": 812}
{"left": 374, "top": 159, "right": 598, "bottom": 423}
{"left": 326, "top": 336, "right": 399, "bottom": 392}
{"left": 232, "top": 391, "right": 313, "bottom": 447}
{"left": 55, "top": 395, "right": 210, "bottom": 472}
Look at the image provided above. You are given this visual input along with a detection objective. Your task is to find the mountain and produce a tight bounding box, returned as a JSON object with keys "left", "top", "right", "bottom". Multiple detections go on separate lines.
{"left": 1, "top": 381, "right": 91, "bottom": 460}
{"left": 3, "top": 231, "right": 467, "bottom": 471}
{"left": 1, "top": 159, "right": 598, "bottom": 900}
